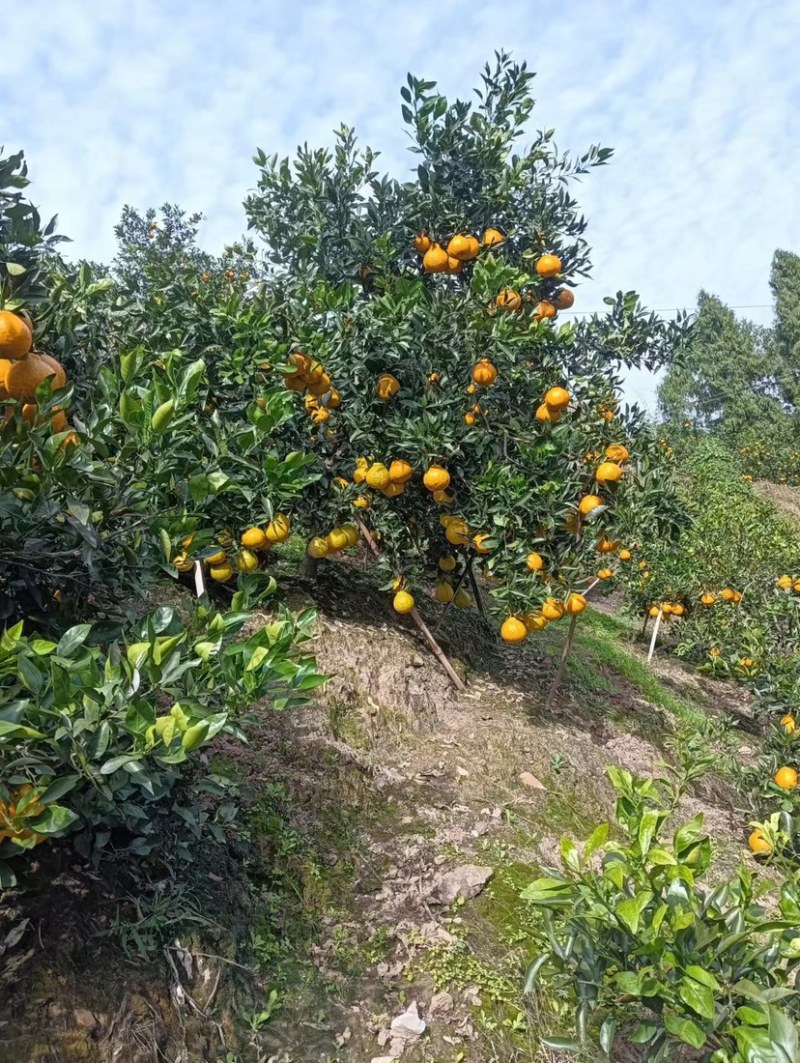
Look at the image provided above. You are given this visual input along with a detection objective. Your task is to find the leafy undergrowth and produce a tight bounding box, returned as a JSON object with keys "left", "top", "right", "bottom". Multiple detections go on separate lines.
{"left": 0, "top": 566, "right": 753, "bottom": 1062}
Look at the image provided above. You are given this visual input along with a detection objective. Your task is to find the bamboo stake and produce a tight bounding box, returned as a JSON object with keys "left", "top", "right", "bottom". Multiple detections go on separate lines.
{"left": 645, "top": 612, "right": 662, "bottom": 659}
{"left": 356, "top": 518, "right": 467, "bottom": 693}
{"left": 544, "top": 612, "right": 578, "bottom": 711}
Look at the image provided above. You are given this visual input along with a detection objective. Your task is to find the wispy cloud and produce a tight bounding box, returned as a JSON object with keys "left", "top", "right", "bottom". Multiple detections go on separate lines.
{"left": 5, "top": 0, "right": 799, "bottom": 410}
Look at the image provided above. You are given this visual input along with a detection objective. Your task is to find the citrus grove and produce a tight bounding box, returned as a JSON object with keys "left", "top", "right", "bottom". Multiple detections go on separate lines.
{"left": 4, "top": 53, "right": 800, "bottom": 1062}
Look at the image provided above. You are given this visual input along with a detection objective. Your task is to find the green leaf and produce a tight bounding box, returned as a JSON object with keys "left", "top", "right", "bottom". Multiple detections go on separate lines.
{"left": 40, "top": 775, "right": 80, "bottom": 803}
{"left": 5, "top": 262, "right": 27, "bottom": 276}
{"left": 615, "top": 890, "right": 653, "bottom": 934}
{"left": 663, "top": 1013, "right": 707, "bottom": 1049}
{"left": 100, "top": 754, "right": 138, "bottom": 775}
{"left": 584, "top": 821, "right": 609, "bottom": 860}
{"left": 520, "top": 877, "right": 572, "bottom": 905}
{"left": 766, "top": 1004, "right": 799, "bottom": 1063}
{"left": 28, "top": 804, "right": 79, "bottom": 835}
{"left": 685, "top": 966, "right": 721, "bottom": 991}
{"left": 679, "top": 976, "right": 715, "bottom": 1020}
{"left": 56, "top": 624, "right": 92, "bottom": 658}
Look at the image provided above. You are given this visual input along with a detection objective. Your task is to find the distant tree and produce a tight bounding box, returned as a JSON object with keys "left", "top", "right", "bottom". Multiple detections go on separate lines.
{"left": 770, "top": 248, "right": 800, "bottom": 406}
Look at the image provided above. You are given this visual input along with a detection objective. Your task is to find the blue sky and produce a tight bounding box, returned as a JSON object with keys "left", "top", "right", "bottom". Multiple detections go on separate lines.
{"left": 5, "top": 0, "right": 800, "bottom": 410}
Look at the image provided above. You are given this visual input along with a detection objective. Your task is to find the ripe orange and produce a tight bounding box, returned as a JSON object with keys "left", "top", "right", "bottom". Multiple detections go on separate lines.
{"left": 597, "top": 568, "right": 613, "bottom": 580}
{"left": 311, "top": 407, "right": 329, "bottom": 425}
{"left": 739, "top": 657, "right": 754, "bottom": 668}
{"left": 265, "top": 514, "right": 291, "bottom": 543}
{"left": 284, "top": 373, "right": 306, "bottom": 392}
{"left": 777, "top": 575, "right": 793, "bottom": 590}
{"left": 748, "top": 828, "right": 772, "bottom": 856}
{"left": 327, "top": 527, "right": 350, "bottom": 552}
{"left": 353, "top": 495, "right": 370, "bottom": 509}
{"left": 307, "top": 372, "right": 332, "bottom": 397}
{"left": 464, "top": 412, "right": 476, "bottom": 426}
{"left": 648, "top": 605, "right": 660, "bottom": 618}
{"left": 565, "top": 593, "right": 586, "bottom": 615}
{"left": 533, "top": 300, "right": 556, "bottom": 321}
{"left": 596, "top": 461, "right": 623, "bottom": 485}
{"left": 605, "top": 443, "right": 629, "bottom": 463}
{"left": 38, "top": 354, "right": 67, "bottom": 389}
{"left": 472, "top": 359, "right": 497, "bottom": 387}
{"left": 235, "top": 549, "right": 259, "bottom": 572}
{"left": 209, "top": 563, "right": 234, "bottom": 582}
{"left": 720, "top": 588, "right": 735, "bottom": 602}
{"left": 618, "top": 549, "right": 632, "bottom": 561}
{"left": 343, "top": 524, "right": 360, "bottom": 548}
{"left": 241, "top": 527, "right": 268, "bottom": 550}
{"left": 496, "top": 288, "right": 521, "bottom": 312}
{"left": 173, "top": 553, "right": 194, "bottom": 573}
{"left": 445, "top": 254, "right": 463, "bottom": 274}
{"left": 500, "top": 616, "right": 527, "bottom": 644}
{"left": 541, "top": 598, "right": 565, "bottom": 622}
{"left": 544, "top": 386, "right": 570, "bottom": 411}
{"left": 596, "top": 537, "right": 619, "bottom": 554}
{"left": 526, "top": 551, "right": 544, "bottom": 572}
{"left": 5, "top": 352, "right": 65, "bottom": 401}
{"left": 50, "top": 408, "right": 68, "bottom": 433}
{"left": 447, "top": 234, "right": 480, "bottom": 261}
{"left": 433, "top": 488, "right": 454, "bottom": 505}
{"left": 578, "top": 495, "right": 603, "bottom": 517}
{"left": 423, "top": 243, "right": 450, "bottom": 273}
{"left": 535, "top": 253, "right": 562, "bottom": 278}
{"left": 473, "top": 533, "right": 491, "bottom": 555}
{"left": 774, "top": 766, "right": 798, "bottom": 790}
{"left": 781, "top": 714, "right": 796, "bottom": 735}
{"left": 700, "top": 592, "right": 716, "bottom": 606}
{"left": 381, "top": 482, "right": 405, "bottom": 498}
{"left": 326, "top": 387, "right": 341, "bottom": 409}
{"left": 414, "top": 232, "right": 432, "bottom": 254}
{"left": 445, "top": 519, "right": 470, "bottom": 546}
{"left": 732, "top": 591, "right": 743, "bottom": 603}
{"left": 393, "top": 590, "right": 415, "bottom": 614}
{"left": 482, "top": 227, "right": 504, "bottom": 247}
{"left": 552, "top": 288, "right": 574, "bottom": 310}
{"left": 308, "top": 537, "right": 329, "bottom": 559}
{"left": 672, "top": 604, "right": 685, "bottom": 617}
{"left": 376, "top": 374, "right": 400, "bottom": 400}
{"left": 524, "top": 612, "right": 547, "bottom": 632}
{"left": 423, "top": 465, "right": 451, "bottom": 492}
{"left": 389, "top": 459, "right": 414, "bottom": 484}
{"left": 0, "top": 310, "right": 32, "bottom": 359}
{"left": 366, "top": 463, "right": 390, "bottom": 489}
{"left": 535, "top": 403, "right": 559, "bottom": 423}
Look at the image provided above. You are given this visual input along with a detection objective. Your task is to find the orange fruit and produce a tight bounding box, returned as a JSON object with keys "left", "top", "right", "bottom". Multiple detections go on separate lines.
{"left": 496, "top": 288, "right": 521, "bottom": 311}
{"left": 720, "top": 588, "right": 735, "bottom": 602}
{"left": 414, "top": 232, "right": 432, "bottom": 254}
{"left": 596, "top": 461, "right": 623, "bottom": 485}
{"left": 50, "top": 408, "right": 68, "bottom": 433}
{"left": 389, "top": 459, "right": 414, "bottom": 484}
{"left": 524, "top": 612, "right": 547, "bottom": 632}
{"left": 748, "top": 829, "right": 772, "bottom": 856}
{"left": 235, "top": 549, "right": 259, "bottom": 572}
{"left": 264, "top": 514, "right": 291, "bottom": 543}
{"left": 444, "top": 254, "right": 463, "bottom": 274}
{"left": 423, "top": 243, "right": 450, "bottom": 273}
{"left": 739, "top": 656, "right": 754, "bottom": 668}
{"left": 0, "top": 310, "right": 32, "bottom": 359}
{"left": 423, "top": 465, "right": 451, "bottom": 492}
{"left": 533, "top": 300, "right": 557, "bottom": 321}
{"left": 307, "top": 537, "right": 329, "bottom": 559}
{"left": 672, "top": 604, "right": 685, "bottom": 616}
{"left": 565, "top": 593, "right": 586, "bottom": 615}
{"left": 578, "top": 495, "right": 603, "bottom": 517}
{"left": 445, "top": 519, "right": 470, "bottom": 546}
{"left": 526, "top": 551, "right": 544, "bottom": 572}
{"left": 535, "top": 403, "right": 559, "bottom": 423}
{"left": 435, "top": 582, "right": 454, "bottom": 604}
{"left": 500, "top": 616, "right": 527, "bottom": 644}
{"left": 366, "top": 463, "right": 390, "bottom": 489}
{"left": 464, "top": 412, "right": 476, "bottom": 426}
{"left": 447, "top": 234, "right": 480, "bottom": 261}
{"left": 453, "top": 588, "right": 472, "bottom": 609}
{"left": 700, "top": 592, "right": 716, "bottom": 606}
{"left": 596, "top": 537, "right": 619, "bottom": 554}
{"left": 326, "top": 387, "right": 341, "bottom": 409}
{"left": 439, "top": 556, "right": 456, "bottom": 573}
{"left": 732, "top": 591, "right": 743, "bottom": 603}
{"left": 535, "top": 253, "right": 562, "bottom": 278}
{"left": 327, "top": 528, "right": 350, "bottom": 552}
{"left": 5, "top": 352, "right": 65, "bottom": 401}
{"left": 241, "top": 527, "right": 267, "bottom": 550}
{"left": 777, "top": 575, "right": 793, "bottom": 590}
{"left": 38, "top": 354, "right": 67, "bottom": 389}
{"left": 209, "top": 563, "right": 234, "bottom": 582}
{"left": 552, "top": 288, "right": 574, "bottom": 310}
{"left": 541, "top": 598, "right": 565, "bottom": 622}
{"left": 618, "top": 548, "right": 631, "bottom": 561}
{"left": 284, "top": 373, "right": 306, "bottom": 392}
{"left": 307, "top": 372, "right": 332, "bottom": 397}
{"left": 472, "top": 359, "right": 497, "bottom": 387}
{"left": 433, "top": 488, "right": 454, "bottom": 505}
{"left": 376, "top": 374, "right": 400, "bottom": 400}
{"left": 544, "top": 386, "right": 570, "bottom": 411}
{"left": 781, "top": 714, "right": 796, "bottom": 735}
{"left": 482, "top": 227, "right": 504, "bottom": 247}
{"left": 597, "top": 568, "right": 613, "bottom": 580}
{"left": 605, "top": 443, "right": 629, "bottom": 462}
{"left": 774, "top": 766, "right": 798, "bottom": 790}
{"left": 381, "top": 481, "right": 404, "bottom": 498}
{"left": 393, "top": 590, "right": 415, "bottom": 614}
{"left": 473, "top": 533, "right": 491, "bottom": 555}
{"left": 648, "top": 605, "right": 660, "bottom": 618}
{"left": 353, "top": 495, "right": 370, "bottom": 509}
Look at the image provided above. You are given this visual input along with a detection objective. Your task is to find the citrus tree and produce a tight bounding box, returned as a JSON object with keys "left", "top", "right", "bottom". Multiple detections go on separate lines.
{"left": 243, "top": 54, "right": 689, "bottom": 643}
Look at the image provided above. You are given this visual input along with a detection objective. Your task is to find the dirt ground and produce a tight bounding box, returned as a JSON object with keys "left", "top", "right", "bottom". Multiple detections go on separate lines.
{"left": 0, "top": 566, "right": 755, "bottom": 1063}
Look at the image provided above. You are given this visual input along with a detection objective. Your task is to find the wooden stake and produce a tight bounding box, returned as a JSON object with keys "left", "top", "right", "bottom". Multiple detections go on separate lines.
{"left": 647, "top": 609, "right": 663, "bottom": 663}
{"left": 356, "top": 518, "right": 467, "bottom": 693}
{"left": 544, "top": 612, "right": 578, "bottom": 711}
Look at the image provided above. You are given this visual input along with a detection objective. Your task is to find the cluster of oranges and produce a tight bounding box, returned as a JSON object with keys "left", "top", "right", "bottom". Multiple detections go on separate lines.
{"left": 0, "top": 310, "right": 75, "bottom": 445}
{"left": 776, "top": 574, "right": 800, "bottom": 594}
{"left": 283, "top": 352, "right": 341, "bottom": 425}
{"left": 174, "top": 515, "right": 292, "bottom": 582}
{"left": 535, "top": 384, "right": 571, "bottom": 424}
{"left": 0, "top": 784, "right": 46, "bottom": 845}
{"left": 307, "top": 523, "right": 360, "bottom": 559}
{"left": 433, "top": 555, "right": 474, "bottom": 610}
{"left": 415, "top": 228, "right": 502, "bottom": 274}
{"left": 352, "top": 457, "right": 415, "bottom": 504}
{"left": 749, "top": 750, "right": 799, "bottom": 856}
{"left": 500, "top": 591, "right": 587, "bottom": 645}
{"left": 698, "top": 587, "right": 743, "bottom": 606}
{"left": 647, "top": 601, "right": 686, "bottom": 619}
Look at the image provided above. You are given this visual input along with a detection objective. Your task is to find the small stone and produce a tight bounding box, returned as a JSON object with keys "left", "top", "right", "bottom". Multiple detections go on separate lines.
{"left": 74, "top": 1008, "right": 98, "bottom": 1029}
{"left": 462, "top": 985, "right": 483, "bottom": 1007}
{"left": 519, "top": 771, "right": 546, "bottom": 790}
{"left": 371, "top": 1057, "right": 397, "bottom": 1063}
{"left": 390, "top": 1000, "right": 426, "bottom": 1041}
{"left": 456, "top": 766, "right": 469, "bottom": 778}
{"left": 411, "top": 655, "right": 425, "bottom": 667}
{"left": 432, "top": 865, "right": 494, "bottom": 904}
{"left": 429, "top": 991, "right": 454, "bottom": 1015}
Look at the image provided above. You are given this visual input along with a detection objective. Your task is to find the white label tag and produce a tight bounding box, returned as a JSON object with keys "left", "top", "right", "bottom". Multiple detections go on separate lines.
{"left": 194, "top": 560, "right": 206, "bottom": 598}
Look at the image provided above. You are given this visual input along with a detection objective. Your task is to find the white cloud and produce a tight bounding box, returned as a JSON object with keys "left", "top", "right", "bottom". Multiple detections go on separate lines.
{"left": 5, "top": 0, "right": 799, "bottom": 411}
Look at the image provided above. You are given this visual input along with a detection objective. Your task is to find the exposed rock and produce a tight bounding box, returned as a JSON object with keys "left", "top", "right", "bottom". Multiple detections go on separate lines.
{"left": 432, "top": 864, "right": 494, "bottom": 904}
{"left": 519, "top": 770, "right": 546, "bottom": 790}
{"left": 429, "top": 991, "right": 454, "bottom": 1015}
{"left": 73, "top": 1008, "right": 99, "bottom": 1029}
